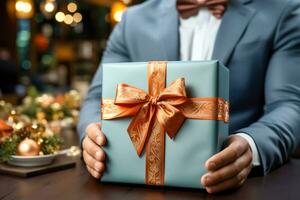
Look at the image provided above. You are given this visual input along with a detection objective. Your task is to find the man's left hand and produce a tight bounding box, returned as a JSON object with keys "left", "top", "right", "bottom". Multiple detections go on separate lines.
{"left": 201, "top": 135, "right": 253, "bottom": 194}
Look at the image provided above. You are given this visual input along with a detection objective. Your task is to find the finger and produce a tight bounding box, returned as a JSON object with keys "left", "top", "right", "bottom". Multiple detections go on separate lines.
{"left": 205, "top": 166, "right": 250, "bottom": 194}
{"left": 205, "top": 137, "right": 249, "bottom": 171}
{"left": 202, "top": 148, "right": 252, "bottom": 187}
{"left": 83, "top": 150, "right": 105, "bottom": 173}
{"left": 206, "top": 0, "right": 228, "bottom": 6}
{"left": 82, "top": 136, "right": 106, "bottom": 162}
{"left": 86, "top": 123, "right": 106, "bottom": 146}
{"left": 86, "top": 165, "right": 101, "bottom": 179}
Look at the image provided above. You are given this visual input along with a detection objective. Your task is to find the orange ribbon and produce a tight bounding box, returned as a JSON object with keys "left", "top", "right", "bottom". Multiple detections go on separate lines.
{"left": 102, "top": 61, "right": 229, "bottom": 185}
{"left": 0, "top": 119, "right": 13, "bottom": 142}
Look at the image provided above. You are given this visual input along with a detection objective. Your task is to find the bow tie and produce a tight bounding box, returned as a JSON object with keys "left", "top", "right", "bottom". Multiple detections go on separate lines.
{"left": 176, "top": 0, "right": 226, "bottom": 19}
{"left": 176, "top": 0, "right": 207, "bottom": 19}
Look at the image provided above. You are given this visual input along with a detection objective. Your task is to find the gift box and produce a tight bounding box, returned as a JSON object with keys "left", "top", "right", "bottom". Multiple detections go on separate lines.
{"left": 101, "top": 61, "right": 229, "bottom": 189}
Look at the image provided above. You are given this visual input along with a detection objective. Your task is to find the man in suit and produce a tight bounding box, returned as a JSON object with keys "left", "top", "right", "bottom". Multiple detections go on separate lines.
{"left": 78, "top": 0, "right": 300, "bottom": 193}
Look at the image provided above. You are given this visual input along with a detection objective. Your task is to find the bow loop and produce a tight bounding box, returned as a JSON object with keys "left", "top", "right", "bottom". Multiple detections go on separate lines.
{"left": 115, "top": 83, "right": 150, "bottom": 105}
{"left": 157, "top": 78, "right": 187, "bottom": 106}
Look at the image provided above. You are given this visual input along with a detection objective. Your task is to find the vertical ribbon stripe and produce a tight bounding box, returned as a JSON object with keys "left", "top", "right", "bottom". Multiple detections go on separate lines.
{"left": 145, "top": 62, "right": 166, "bottom": 185}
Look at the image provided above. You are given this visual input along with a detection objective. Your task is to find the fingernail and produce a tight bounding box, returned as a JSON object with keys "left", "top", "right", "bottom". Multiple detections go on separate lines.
{"left": 205, "top": 176, "right": 211, "bottom": 185}
{"left": 209, "top": 162, "right": 216, "bottom": 170}
{"left": 94, "top": 162, "right": 102, "bottom": 171}
{"left": 96, "top": 136, "right": 102, "bottom": 145}
{"left": 95, "top": 151, "right": 102, "bottom": 161}
{"left": 201, "top": 174, "right": 208, "bottom": 186}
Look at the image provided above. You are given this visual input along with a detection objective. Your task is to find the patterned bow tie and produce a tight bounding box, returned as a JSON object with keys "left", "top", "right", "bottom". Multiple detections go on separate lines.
{"left": 176, "top": 0, "right": 226, "bottom": 19}
{"left": 176, "top": 0, "right": 207, "bottom": 19}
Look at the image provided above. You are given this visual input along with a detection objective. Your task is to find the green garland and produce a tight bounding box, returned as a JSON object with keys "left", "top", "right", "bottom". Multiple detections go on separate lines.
{"left": 41, "top": 135, "right": 63, "bottom": 155}
{"left": 0, "top": 134, "right": 21, "bottom": 162}
{"left": 0, "top": 88, "right": 80, "bottom": 162}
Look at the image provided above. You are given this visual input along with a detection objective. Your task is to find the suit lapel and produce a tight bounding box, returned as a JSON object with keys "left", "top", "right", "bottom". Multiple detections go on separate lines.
{"left": 156, "top": 0, "right": 256, "bottom": 63}
{"left": 156, "top": 0, "right": 180, "bottom": 61}
{"left": 212, "top": 0, "right": 256, "bottom": 65}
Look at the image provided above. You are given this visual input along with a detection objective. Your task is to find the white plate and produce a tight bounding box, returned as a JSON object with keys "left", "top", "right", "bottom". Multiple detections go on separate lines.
{"left": 6, "top": 146, "right": 81, "bottom": 167}
{"left": 8, "top": 154, "right": 57, "bottom": 167}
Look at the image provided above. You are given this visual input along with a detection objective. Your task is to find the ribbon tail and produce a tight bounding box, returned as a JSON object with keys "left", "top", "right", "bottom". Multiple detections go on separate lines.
{"left": 127, "top": 102, "right": 156, "bottom": 156}
{"left": 145, "top": 117, "right": 165, "bottom": 185}
{"left": 156, "top": 103, "right": 185, "bottom": 139}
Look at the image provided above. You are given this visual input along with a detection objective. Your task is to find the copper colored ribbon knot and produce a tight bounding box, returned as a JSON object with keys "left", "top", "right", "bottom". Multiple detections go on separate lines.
{"left": 102, "top": 61, "right": 229, "bottom": 185}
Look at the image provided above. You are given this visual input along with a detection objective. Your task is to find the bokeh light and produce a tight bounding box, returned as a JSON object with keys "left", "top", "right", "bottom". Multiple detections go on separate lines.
{"left": 64, "top": 14, "right": 73, "bottom": 25}
{"left": 67, "top": 2, "right": 78, "bottom": 13}
{"left": 55, "top": 12, "right": 65, "bottom": 22}
{"left": 15, "top": 1, "right": 32, "bottom": 13}
{"left": 15, "top": 0, "right": 34, "bottom": 18}
{"left": 111, "top": 2, "right": 126, "bottom": 23}
{"left": 44, "top": 2, "right": 55, "bottom": 13}
{"left": 73, "top": 12, "right": 82, "bottom": 23}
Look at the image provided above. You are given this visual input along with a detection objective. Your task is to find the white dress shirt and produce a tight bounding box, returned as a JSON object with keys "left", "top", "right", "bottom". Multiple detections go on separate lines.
{"left": 179, "top": 8, "right": 260, "bottom": 167}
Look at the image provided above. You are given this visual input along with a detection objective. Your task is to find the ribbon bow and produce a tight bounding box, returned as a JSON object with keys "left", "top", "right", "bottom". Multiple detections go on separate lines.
{"left": 115, "top": 78, "right": 187, "bottom": 156}
{"left": 102, "top": 61, "right": 229, "bottom": 185}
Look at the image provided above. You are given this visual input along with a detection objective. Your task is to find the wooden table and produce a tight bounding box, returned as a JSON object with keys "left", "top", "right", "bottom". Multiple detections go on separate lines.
{"left": 0, "top": 130, "right": 300, "bottom": 200}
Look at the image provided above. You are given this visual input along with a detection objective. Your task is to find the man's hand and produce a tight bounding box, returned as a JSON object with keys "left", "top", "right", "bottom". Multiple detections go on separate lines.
{"left": 82, "top": 123, "right": 106, "bottom": 179}
{"left": 201, "top": 135, "right": 253, "bottom": 193}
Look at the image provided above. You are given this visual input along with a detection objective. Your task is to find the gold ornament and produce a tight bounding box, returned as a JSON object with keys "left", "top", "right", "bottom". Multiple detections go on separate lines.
{"left": 7, "top": 110, "right": 18, "bottom": 125}
{"left": 64, "top": 90, "right": 81, "bottom": 109}
{"left": 37, "top": 138, "right": 44, "bottom": 145}
{"left": 36, "top": 111, "right": 46, "bottom": 122}
{"left": 51, "top": 102, "right": 61, "bottom": 111}
{"left": 17, "top": 138, "right": 40, "bottom": 156}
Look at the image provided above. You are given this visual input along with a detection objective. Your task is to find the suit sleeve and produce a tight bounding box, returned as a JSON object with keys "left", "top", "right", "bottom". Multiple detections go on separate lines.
{"left": 237, "top": 0, "right": 300, "bottom": 175}
{"left": 77, "top": 11, "right": 131, "bottom": 142}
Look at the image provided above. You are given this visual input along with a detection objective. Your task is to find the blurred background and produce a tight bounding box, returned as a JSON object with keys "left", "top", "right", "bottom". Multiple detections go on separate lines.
{"left": 0, "top": 0, "right": 144, "bottom": 104}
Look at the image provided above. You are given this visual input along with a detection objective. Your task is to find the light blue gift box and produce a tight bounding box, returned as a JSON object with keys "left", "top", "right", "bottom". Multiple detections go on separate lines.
{"left": 101, "top": 60, "right": 229, "bottom": 189}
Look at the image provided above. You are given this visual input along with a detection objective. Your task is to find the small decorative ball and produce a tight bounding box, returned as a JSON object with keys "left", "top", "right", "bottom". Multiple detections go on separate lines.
{"left": 17, "top": 138, "right": 40, "bottom": 156}
{"left": 49, "top": 121, "right": 61, "bottom": 134}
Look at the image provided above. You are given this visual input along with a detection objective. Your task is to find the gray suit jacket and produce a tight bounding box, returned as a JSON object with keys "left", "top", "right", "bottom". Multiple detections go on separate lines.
{"left": 78, "top": 0, "right": 300, "bottom": 175}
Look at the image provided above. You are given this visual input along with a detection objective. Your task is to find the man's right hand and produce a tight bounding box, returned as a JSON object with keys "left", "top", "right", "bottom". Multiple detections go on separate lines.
{"left": 82, "top": 123, "right": 106, "bottom": 179}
